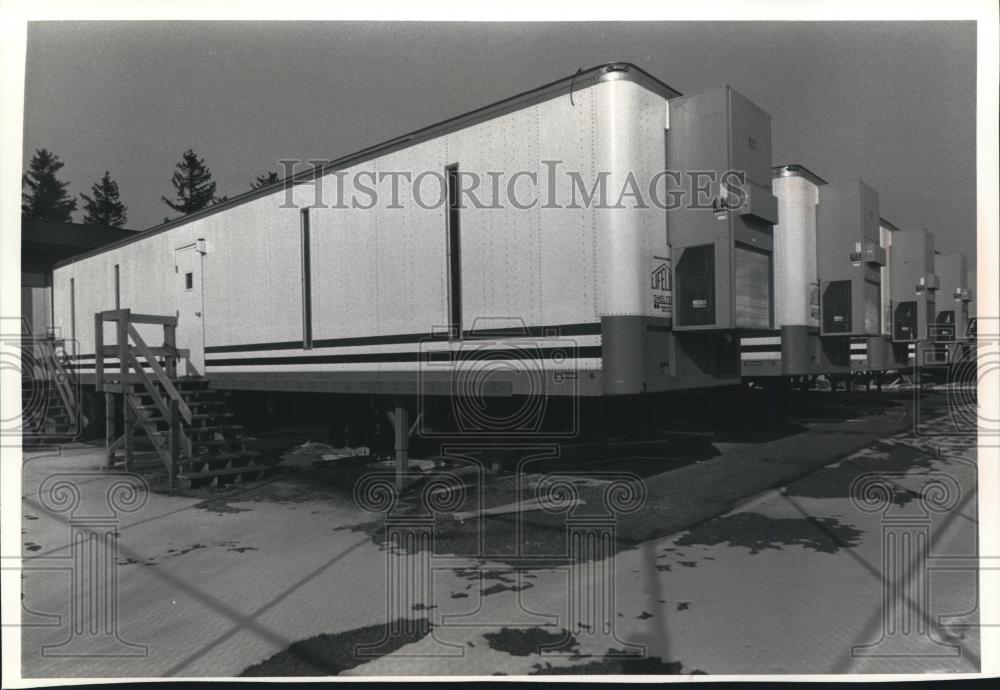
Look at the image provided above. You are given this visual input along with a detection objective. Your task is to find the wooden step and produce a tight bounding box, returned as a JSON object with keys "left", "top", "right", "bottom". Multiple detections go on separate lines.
{"left": 188, "top": 425, "right": 244, "bottom": 435}
{"left": 134, "top": 408, "right": 233, "bottom": 423}
{"left": 185, "top": 400, "right": 228, "bottom": 410}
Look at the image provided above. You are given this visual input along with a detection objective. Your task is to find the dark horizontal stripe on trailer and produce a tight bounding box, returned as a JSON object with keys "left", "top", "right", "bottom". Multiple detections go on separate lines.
{"left": 461, "top": 322, "right": 602, "bottom": 340}
{"left": 207, "top": 345, "right": 602, "bottom": 367}
{"left": 205, "top": 322, "right": 602, "bottom": 354}
{"left": 71, "top": 354, "right": 165, "bottom": 362}
{"left": 740, "top": 344, "right": 782, "bottom": 353}
{"left": 69, "top": 364, "right": 156, "bottom": 371}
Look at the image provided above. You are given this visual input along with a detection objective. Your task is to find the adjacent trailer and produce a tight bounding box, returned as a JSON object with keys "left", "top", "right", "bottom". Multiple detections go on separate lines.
{"left": 740, "top": 166, "right": 899, "bottom": 383}
{"left": 932, "top": 252, "right": 973, "bottom": 365}
{"left": 871, "top": 218, "right": 909, "bottom": 371}
{"left": 52, "top": 63, "right": 777, "bottom": 405}
{"left": 890, "top": 227, "right": 939, "bottom": 367}
{"left": 740, "top": 165, "right": 823, "bottom": 378}
{"left": 815, "top": 179, "right": 886, "bottom": 373}
{"left": 968, "top": 267, "right": 977, "bottom": 321}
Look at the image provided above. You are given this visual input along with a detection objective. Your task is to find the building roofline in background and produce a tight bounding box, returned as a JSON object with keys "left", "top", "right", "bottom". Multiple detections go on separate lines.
{"left": 22, "top": 219, "right": 138, "bottom": 250}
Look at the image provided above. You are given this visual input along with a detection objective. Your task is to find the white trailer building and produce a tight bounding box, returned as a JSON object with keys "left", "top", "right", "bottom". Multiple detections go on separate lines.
{"left": 53, "top": 63, "right": 778, "bottom": 401}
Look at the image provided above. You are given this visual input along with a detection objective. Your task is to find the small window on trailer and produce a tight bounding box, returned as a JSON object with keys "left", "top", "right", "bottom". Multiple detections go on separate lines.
{"left": 185, "top": 272, "right": 193, "bottom": 290}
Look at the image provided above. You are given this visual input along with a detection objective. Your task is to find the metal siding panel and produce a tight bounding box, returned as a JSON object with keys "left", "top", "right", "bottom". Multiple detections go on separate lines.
{"left": 538, "top": 81, "right": 601, "bottom": 326}
{"left": 773, "top": 176, "right": 819, "bottom": 327}
{"left": 880, "top": 224, "right": 894, "bottom": 336}
{"left": 635, "top": 85, "right": 672, "bottom": 320}
{"left": 594, "top": 80, "right": 646, "bottom": 317}
{"left": 728, "top": 90, "right": 774, "bottom": 192}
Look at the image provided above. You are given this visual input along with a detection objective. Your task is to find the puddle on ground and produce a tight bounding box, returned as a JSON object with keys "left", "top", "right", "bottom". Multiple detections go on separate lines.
{"left": 674, "top": 512, "right": 862, "bottom": 555}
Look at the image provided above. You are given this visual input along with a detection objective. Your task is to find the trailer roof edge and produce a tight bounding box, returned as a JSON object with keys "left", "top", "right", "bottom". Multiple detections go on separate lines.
{"left": 772, "top": 164, "right": 828, "bottom": 186}
{"left": 879, "top": 218, "right": 903, "bottom": 232}
{"left": 53, "top": 62, "right": 682, "bottom": 270}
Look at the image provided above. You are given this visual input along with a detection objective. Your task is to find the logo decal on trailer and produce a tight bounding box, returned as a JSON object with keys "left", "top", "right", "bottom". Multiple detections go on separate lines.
{"left": 650, "top": 256, "right": 672, "bottom": 315}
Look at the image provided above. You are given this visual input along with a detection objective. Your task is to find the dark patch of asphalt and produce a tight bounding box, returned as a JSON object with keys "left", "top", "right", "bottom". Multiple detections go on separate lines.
{"left": 118, "top": 540, "right": 257, "bottom": 566}
{"left": 229, "top": 392, "right": 929, "bottom": 678}
{"left": 529, "top": 647, "right": 704, "bottom": 675}
{"left": 190, "top": 476, "right": 350, "bottom": 514}
{"left": 483, "top": 626, "right": 579, "bottom": 656}
{"left": 242, "top": 623, "right": 699, "bottom": 676}
{"left": 240, "top": 619, "right": 428, "bottom": 676}
{"left": 332, "top": 392, "right": 916, "bottom": 568}
{"left": 188, "top": 391, "right": 923, "bottom": 572}
{"left": 673, "top": 512, "right": 864, "bottom": 555}
{"left": 783, "top": 440, "right": 935, "bottom": 504}
{"left": 481, "top": 581, "right": 533, "bottom": 597}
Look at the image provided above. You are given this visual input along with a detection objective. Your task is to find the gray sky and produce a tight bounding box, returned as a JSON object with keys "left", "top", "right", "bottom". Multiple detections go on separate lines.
{"left": 22, "top": 21, "right": 976, "bottom": 261}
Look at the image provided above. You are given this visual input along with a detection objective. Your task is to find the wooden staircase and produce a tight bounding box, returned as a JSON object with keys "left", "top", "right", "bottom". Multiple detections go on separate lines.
{"left": 20, "top": 337, "right": 79, "bottom": 445}
{"left": 21, "top": 377, "right": 76, "bottom": 444}
{"left": 97, "top": 309, "right": 267, "bottom": 490}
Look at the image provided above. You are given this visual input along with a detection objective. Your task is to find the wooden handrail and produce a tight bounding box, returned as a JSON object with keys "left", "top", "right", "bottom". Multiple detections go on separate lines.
{"left": 125, "top": 351, "right": 172, "bottom": 420}
{"left": 32, "top": 338, "right": 77, "bottom": 423}
{"left": 98, "top": 309, "right": 177, "bottom": 326}
{"left": 96, "top": 309, "right": 195, "bottom": 481}
{"left": 127, "top": 324, "right": 192, "bottom": 424}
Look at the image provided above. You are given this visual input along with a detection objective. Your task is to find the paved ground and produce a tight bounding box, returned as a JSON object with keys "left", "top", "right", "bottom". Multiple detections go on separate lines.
{"left": 18, "top": 390, "right": 980, "bottom": 677}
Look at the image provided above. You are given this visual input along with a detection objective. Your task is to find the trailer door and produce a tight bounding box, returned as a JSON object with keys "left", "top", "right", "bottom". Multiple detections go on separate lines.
{"left": 175, "top": 243, "right": 205, "bottom": 376}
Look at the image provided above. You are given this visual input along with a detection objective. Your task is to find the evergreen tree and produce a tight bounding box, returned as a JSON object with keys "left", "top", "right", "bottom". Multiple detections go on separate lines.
{"left": 80, "top": 171, "right": 127, "bottom": 226}
{"left": 251, "top": 171, "right": 280, "bottom": 189}
{"left": 161, "top": 149, "right": 219, "bottom": 214}
{"left": 21, "top": 148, "right": 78, "bottom": 222}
